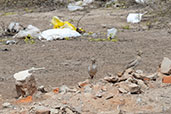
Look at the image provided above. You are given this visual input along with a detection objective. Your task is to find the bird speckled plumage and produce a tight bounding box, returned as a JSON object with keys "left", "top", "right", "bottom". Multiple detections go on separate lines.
{"left": 125, "top": 50, "right": 143, "bottom": 69}
{"left": 88, "top": 58, "right": 97, "bottom": 79}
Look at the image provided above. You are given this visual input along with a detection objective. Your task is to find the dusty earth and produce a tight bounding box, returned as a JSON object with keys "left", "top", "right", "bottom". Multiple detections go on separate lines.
{"left": 0, "top": 5, "right": 171, "bottom": 114}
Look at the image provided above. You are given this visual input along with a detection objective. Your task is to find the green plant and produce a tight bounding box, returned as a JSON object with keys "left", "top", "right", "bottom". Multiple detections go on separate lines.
{"left": 24, "top": 34, "right": 35, "bottom": 44}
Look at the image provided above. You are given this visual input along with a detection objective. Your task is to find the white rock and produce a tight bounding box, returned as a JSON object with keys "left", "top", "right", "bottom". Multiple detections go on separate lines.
{"left": 39, "top": 28, "right": 81, "bottom": 41}
{"left": 107, "top": 28, "right": 117, "bottom": 39}
{"left": 82, "top": 0, "right": 94, "bottom": 6}
{"left": 160, "top": 57, "right": 171, "bottom": 74}
{"left": 7, "top": 22, "right": 23, "bottom": 33}
{"left": 127, "top": 13, "right": 143, "bottom": 23}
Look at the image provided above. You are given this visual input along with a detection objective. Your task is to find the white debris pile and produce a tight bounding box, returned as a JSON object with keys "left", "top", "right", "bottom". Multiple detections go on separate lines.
{"left": 39, "top": 28, "right": 81, "bottom": 41}
{"left": 13, "top": 25, "right": 41, "bottom": 39}
{"left": 127, "top": 13, "right": 143, "bottom": 23}
{"left": 67, "top": 0, "right": 94, "bottom": 11}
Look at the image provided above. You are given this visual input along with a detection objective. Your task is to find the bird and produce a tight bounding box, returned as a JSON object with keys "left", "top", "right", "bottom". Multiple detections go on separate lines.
{"left": 88, "top": 58, "right": 97, "bottom": 79}
{"left": 125, "top": 50, "right": 143, "bottom": 70}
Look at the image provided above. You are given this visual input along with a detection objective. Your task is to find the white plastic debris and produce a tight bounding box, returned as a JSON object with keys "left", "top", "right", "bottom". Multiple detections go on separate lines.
{"left": 14, "top": 67, "right": 45, "bottom": 81}
{"left": 82, "top": 0, "right": 94, "bottom": 6}
{"left": 135, "top": 0, "right": 145, "bottom": 4}
{"left": 107, "top": 28, "right": 117, "bottom": 39}
{"left": 39, "top": 28, "right": 81, "bottom": 41}
{"left": 13, "top": 25, "right": 41, "bottom": 39}
{"left": 67, "top": 3, "right": 84, "bottom": 11}
{"left": 7, "top": 22, "right": 23, "bottom": 33}
{"left": 127, "top": 13, "right": 143, "bottom": 23}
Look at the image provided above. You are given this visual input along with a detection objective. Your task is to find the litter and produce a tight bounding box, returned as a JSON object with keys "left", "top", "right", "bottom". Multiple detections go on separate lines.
{"left": 107, "top": 28, "right": 117, "bottom": 39}
{"left": 127, "top": 13, "right": 143, "bottom": 23}
{"left": 67, "top": 4, "right": 84, "bottom": 11}
{"left": 51, "top": 16, "right": 77, "bottom": 30}
{"left": 39, "top": 28, "right": 81, "bottom": 41}
{"left": 13, "top": 25, "right": 41, "bottom": 39}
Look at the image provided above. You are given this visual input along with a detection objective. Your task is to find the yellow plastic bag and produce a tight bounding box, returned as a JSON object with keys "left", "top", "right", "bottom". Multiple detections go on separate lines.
{"left": 52, "top": 16, "right": 76, "bottom": 30}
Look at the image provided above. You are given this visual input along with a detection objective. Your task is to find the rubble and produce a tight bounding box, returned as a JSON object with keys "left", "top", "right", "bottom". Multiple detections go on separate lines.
{"left": 160, "top": 57, "right": 171, "bottom": 75}
{"left": 7, "top": 22, "right": 24, "bottom": 35}
{"left": 13, "top": 67, "right": 44, "bottom": 98}
{"left": 34, "top": 106, "right": 50, "bottom": 114}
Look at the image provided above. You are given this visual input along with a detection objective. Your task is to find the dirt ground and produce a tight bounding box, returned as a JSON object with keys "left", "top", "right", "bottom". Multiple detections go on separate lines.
{"left": 0, "top": 6, "right": 171, "bottom": 112}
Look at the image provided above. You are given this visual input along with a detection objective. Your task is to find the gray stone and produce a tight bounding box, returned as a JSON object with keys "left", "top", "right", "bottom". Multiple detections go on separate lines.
{"left": 160, "top": 57, "right": 171, "bottom": 74}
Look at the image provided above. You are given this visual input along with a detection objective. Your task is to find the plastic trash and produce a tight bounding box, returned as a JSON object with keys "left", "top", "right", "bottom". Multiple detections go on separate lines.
{"left": 127, "top": 13, "right": 143, "bottom": 23}
{"left": 6, "top": 40, "right": 16, "bottom": 45}
{"left": 135, "top": 0, "right": 145, "bottom": 4}
{"left": 67, "top": 4, "right": 84, "bottom": 11}
{"left": 52, "top": 16, "right": 77, "bottom": 30}
{"left": 13, "top": 25, "right": 41, "bottom": 39}
{"left": 82, "top": 0, "right": 94, "bottom": 6}
{"left": 7, "top": 22, "right": 23, "bottom": 34}
{"left": 107, "top": 28, "right": 117, "bottom": 39}
{"left": 39, "top": 28, "right": 81, "bottom": 41}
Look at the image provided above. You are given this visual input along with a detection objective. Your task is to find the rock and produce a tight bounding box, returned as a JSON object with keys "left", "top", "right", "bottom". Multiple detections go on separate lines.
{"left": 132, "top": 71, "right": 145, "bottom": 79}
{"left": 35, "top": 106, "right": 50, "bottom": 114}
{"left": 14, "top": 67, "right": 44, "bottom": 98}
{"left": 118, "top": 88, "right": 128, "bottom": 94}
{"left": 160, "top": 57, "right": 171, "bottom": 75}
{"left": 78, "top": 79, "right": 90, "bottom": 88}
{"left": 136, "top": 79, "right": 148, "bottom": 90}
{"left": 104, "top": 73, "right": 118, "bottom": 83}
{"left": 145, "top": 73, "right": 158, "bottom": 80}
{"left": 60, "top": 105, "right": 81, "bottom": 114}
{"left": 128, "top": 83, "right": 141, "bottom": 94}
{"left": 105, "top": 93, "right": 114, "bottom": 100}
{"left": 50, "top": 109, "right": 59, "bottom": 114}
{"left": 2, "top": 102, "right": 12, "bottom": 108}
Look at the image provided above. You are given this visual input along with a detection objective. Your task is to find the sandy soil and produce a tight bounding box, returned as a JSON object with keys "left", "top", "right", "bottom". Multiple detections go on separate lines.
{"left": 0, "top": 7, "right": 171, "bottom": 102}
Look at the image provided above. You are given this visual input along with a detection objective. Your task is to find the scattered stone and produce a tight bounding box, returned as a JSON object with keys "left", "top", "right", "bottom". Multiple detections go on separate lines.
{"left": 2, "top": 102, "right": 12, "bottom": 108}
{"left": 160, "top": 57, "right": 171, "bottom": 75}
{"left": 145, "top": 73, "right": 158, "bottom": 80}
{"left": 118, "top": 87, "right": 128, "bottom": 94}
{"left": 78, "top": 79, "right": 90, "bottom": 88}
{"left": 104, "top": 73, "right": 118, "bottom": 83}
{"left": 35, "top": 106, "right": 50, "bottom": 114}
{"left": 50, "top": 109, "right": 59, "bottom": 114}
{"left": 128, "top": 83, "right": 141, "bottom": 94}
{"left": 136, "top": 79, "right": 148, "bottom": 90}
{"left": 105, "top": 93, "right": 114, "bottom": 100}
{"left": 60, "top": 105, "right": 81, "bottom": 114}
